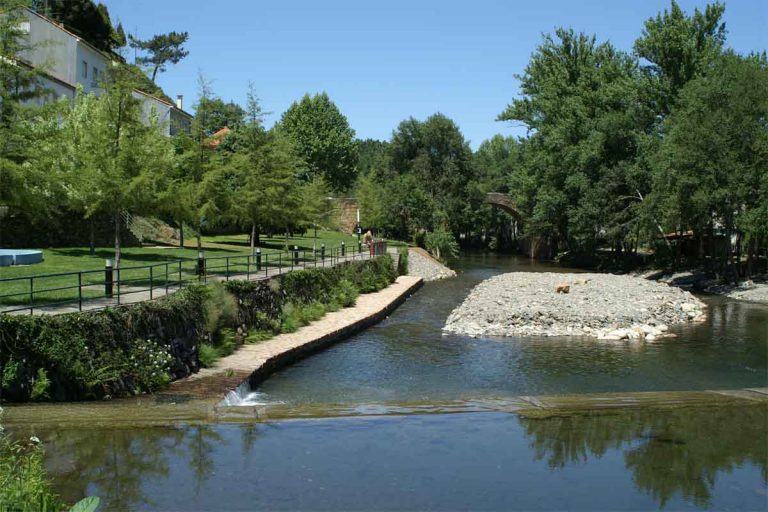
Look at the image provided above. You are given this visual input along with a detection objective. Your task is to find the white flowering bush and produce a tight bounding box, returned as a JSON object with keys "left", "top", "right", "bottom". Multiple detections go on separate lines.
{"left": 126, "top": 339, "right": 174, "bottom": 392}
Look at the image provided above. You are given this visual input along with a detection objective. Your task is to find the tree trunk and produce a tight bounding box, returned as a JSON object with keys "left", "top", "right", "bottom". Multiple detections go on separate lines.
{"left": 250, "top": 222, "right": 257, "bottom": 254}
{"left": 114, "top": 211, "right": 121, "bottom": 269}
{"left": 89, "top": 218, "right": 95, "bottom": 256}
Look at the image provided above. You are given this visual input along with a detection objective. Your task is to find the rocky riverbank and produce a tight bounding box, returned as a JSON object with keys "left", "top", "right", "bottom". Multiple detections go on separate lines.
{"left": 637, "top": 270, "right": 768, "bottom": 305}
{"left": 407, "top": 247, "right": 457, "bottom": 282}
{"left": 443, "top": 272, "right": 706, "bottom": 340}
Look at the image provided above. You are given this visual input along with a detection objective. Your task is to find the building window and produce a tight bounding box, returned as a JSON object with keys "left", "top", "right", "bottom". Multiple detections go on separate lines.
{"left": 82, "top": 61, "right": 88, "bottom": 79}
{"left": 93, "top": 67, "right": 99, "bottom": 85}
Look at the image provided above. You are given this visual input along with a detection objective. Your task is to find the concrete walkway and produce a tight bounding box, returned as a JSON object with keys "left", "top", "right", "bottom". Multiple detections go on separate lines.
{"left": 162, "top": 275, "right": 423, "bottom": 400}
{"left": 2, "top": 252, "right": 374, "bottom": 316}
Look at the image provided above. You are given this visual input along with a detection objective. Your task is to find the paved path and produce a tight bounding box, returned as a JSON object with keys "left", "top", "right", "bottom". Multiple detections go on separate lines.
{"left": 162, "top": 275, "right": 424, "bottom": 400}
{"left": 2, "top": 252, "right": 375, "bottom": 316}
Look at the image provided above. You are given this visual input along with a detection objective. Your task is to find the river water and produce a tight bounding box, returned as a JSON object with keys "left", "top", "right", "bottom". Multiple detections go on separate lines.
{"left": 14, "top": 254, "right": 768, "bottom": 510}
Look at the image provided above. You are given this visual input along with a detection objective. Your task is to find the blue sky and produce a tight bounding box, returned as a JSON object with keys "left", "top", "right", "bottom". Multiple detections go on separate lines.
{"left": 103, "top": 0, "right": 766, "bottom": 148}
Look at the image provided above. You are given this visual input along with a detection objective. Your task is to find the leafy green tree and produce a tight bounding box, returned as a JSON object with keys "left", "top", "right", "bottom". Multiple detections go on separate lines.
{"left": 355, "top": 138, "right": 389, "bottom": 177}
{"left": 652, "top": 52, "right": 768, "bottom": 276}
{"left": 498, "top": 28, "right": 650, "bottom": 256}
{"left": 224, "top": 84, "right": 304, "bottom": 251}
{"left": 388, "top": 113, "right": 475, "bottom": 238}
{"left": 278, "top": 92, "right": 358, "bottom": 191}
{"left": 129, "top": 31, "right": 190, "bottom": 82}
{"left": 34, "top": 0, "right": 125, "bottom": 52}
{"left": 470, "top": 135, "right": 521, "bottom": 250}
{"left": 634, "top": 0, "right": 726, "bottom": 117}
{"left": 0, "top": 0, "right": 53, "bottom": 226}
{"left": 56, "top": 68, "right": 174, "bottom": 268}
{"left": 195, "top": 97, "right": 246, "bottom": 136}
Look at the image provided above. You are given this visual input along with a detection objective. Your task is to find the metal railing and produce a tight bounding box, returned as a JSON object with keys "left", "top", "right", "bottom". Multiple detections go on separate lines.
{"left": 0, "top": 241, "right": 379, "bottom": 316}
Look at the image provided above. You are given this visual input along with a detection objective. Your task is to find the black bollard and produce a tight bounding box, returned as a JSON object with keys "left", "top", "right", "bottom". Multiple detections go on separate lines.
{"left": 104, "top": 259, "right": 113, "bottom": 298}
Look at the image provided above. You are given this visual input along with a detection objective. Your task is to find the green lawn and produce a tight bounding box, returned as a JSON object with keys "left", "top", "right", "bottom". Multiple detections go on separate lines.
{"left": 0, "top": 229, "right": 398, "bottom": 309}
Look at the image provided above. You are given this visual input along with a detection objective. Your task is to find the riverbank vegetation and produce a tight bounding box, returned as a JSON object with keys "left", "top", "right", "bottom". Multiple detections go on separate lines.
{"left": 0, "top": 255, "right": 397, "bottom": 402}
{"left": 355, "top": 1, "right": 767, "bottom": 278}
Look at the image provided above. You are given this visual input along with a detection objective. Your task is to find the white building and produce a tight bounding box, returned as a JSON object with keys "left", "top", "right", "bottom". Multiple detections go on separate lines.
{"left": 17, "top": 9, "right": 191, "bottom": 136}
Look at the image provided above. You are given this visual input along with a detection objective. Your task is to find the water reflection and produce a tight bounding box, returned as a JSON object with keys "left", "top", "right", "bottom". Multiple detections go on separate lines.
{"left": 520, "top": 405, "right": 768, "bottom": 508}
{"left": 33, "top": 405, "right": 767, "bottom": 511}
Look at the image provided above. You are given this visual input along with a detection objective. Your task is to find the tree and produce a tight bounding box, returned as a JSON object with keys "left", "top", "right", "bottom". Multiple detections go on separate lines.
{"left": 230, "top": 85, "right": 304, "bottom": 252}
{"left": 277, "top": 92, "right": 358, "bottom": 191}
{"left": 195, "top": 97, "right": 246, "bottom": 136}
{"left": 56, "top": 68, "right": 173, "bottom": 268}
{"left": 634, "top": 0, "right": 726, "bottom": 117}
{"left": 388, "top": 113, "right": 476, "bottom": 237}
{"left": 34, "top": 0, "right": 125, "bottom": 52}
{"left": 652, "top": 52, "right": 768, "bottom": 276}
{"left": 129, "top": 31, "right": 189, "bottom": 82}
{"left": 0, "top": 0, "right": 53, "bottom": 224}
{"left": 498, "top": 28, "right": 650, "bottom": 257}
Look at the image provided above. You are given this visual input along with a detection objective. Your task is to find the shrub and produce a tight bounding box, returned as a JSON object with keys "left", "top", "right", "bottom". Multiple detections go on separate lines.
{"left": 125, "top": 339, "right": 173, "bottom": 392}
{"left": 425, "top": 229, "right": 460, "bottom": 262}
{"left": 397, "top": 246, "right": 409, "bottom": 275}
{"left": 198, "top": 343, "right": 219, "bottom": 368}
{"left": 30, "top": 369, "right": 50, "bottom": 401}
{"left": 203, "top": 283, "right": 238, "bottom": 333}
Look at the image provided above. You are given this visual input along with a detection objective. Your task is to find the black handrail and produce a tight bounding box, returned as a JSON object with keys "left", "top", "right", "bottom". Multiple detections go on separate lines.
{"left": 0, "top": 242, "right": 381, "bottom": 315}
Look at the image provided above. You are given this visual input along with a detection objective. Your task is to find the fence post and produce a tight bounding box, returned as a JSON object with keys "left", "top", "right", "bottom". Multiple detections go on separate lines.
{"left": 178, "top": 261, "right": 182, "bottom": 289}
{"left": 78, "top": 272, "right": 82, "bottom": 311}
{"left": 226, "top": 257, "right": 230, "bottom": 281}
{"left": 342, "top": 242, "right": 346, "bottom": 257}
{"left": 264, "top": 253, "right": 268, "bottom": 277}
{"left": 166, "top": 263, "right": 170, "bottom": 295}
{"left": 293, "top": 245, "right": 299, "bottom": 266}
{"left": 105, "top": 259, "right": 114, "bottom": 298}
{"left": 116, "top": 268, "right": 121, "bottom": 306}
{"left": 149, "top": 266, "right": 154, "bottom": 300}
{"left": 321, "top": 244, "right": 325, "bottom": 263}
{"left": 29, "top": 276, "right": 34, "bottom": 314}
{"left": 256, "top": 248, "right": 262, "bottom": 271}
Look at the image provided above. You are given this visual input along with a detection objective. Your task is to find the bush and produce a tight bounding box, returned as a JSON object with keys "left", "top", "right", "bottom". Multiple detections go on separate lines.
{"left": 397, "top": 246, "right": 409, "bottom": 275}
{"left": 425, "top": 229, "right": 460, "bottom": 262}
{"left": 30, "top": 369, "right": 50, "bottom": 401}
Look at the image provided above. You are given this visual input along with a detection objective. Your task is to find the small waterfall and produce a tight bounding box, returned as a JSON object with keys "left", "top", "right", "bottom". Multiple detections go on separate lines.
{"left": 219, "top": 380, "right": 278, "bottom": 406}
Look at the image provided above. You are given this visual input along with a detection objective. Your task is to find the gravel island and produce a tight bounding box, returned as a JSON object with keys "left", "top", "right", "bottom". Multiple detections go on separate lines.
{"left": 443, "top": 272, "right": 706, "bottom": 340}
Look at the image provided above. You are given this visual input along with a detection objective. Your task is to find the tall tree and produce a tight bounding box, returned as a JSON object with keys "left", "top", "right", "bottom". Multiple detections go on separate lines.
{"left": 34, "top": 0, "right": 124, "bottom": 52}
{"left": 0, "top": 0, "right": 52, "bottom": 223}
{"left": 56, "top": 68, "right": 173, "bottom": 268}
{"left": 498, "top": 28, "right": 649, "bottom": 256}
{"left": 129, "top": 31, "right": 189, "bottom": 82}
{"left": 230, "top": 85, "right": 304, "bottom": 252}
{"left": 652, "top": 52, "right": 768, "bottom": 276}
{"left": 277, "top": 92, "right": 358, "bottom": 191}
{"left": 194, "top": 97, "right": 246, "bottom": 136}
{"left": 634, "top": 0, "right": 726, "bottom": 117}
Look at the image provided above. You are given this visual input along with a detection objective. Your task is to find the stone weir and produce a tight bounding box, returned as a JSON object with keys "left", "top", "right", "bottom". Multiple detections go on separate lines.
{"left": 160, "top": 275, "right": 424, "bottom": 401}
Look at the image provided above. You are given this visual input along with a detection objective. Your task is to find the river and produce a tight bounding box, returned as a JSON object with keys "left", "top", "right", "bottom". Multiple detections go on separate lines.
{"left": 13, "top": 253, "right": 768, "bottom": 510}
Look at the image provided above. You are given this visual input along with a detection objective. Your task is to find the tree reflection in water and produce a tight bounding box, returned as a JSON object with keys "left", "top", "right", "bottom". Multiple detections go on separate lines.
{"left": 43, "top": 427, "right": 185, "bottom": 511}
{"left": 519, "top": 405, "right": 768, "bottom": 508}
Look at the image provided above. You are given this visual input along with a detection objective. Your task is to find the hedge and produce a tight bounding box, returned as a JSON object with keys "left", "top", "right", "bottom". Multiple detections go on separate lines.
{"left": 0, "top": 255, "right": 395, "bottom": 402}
